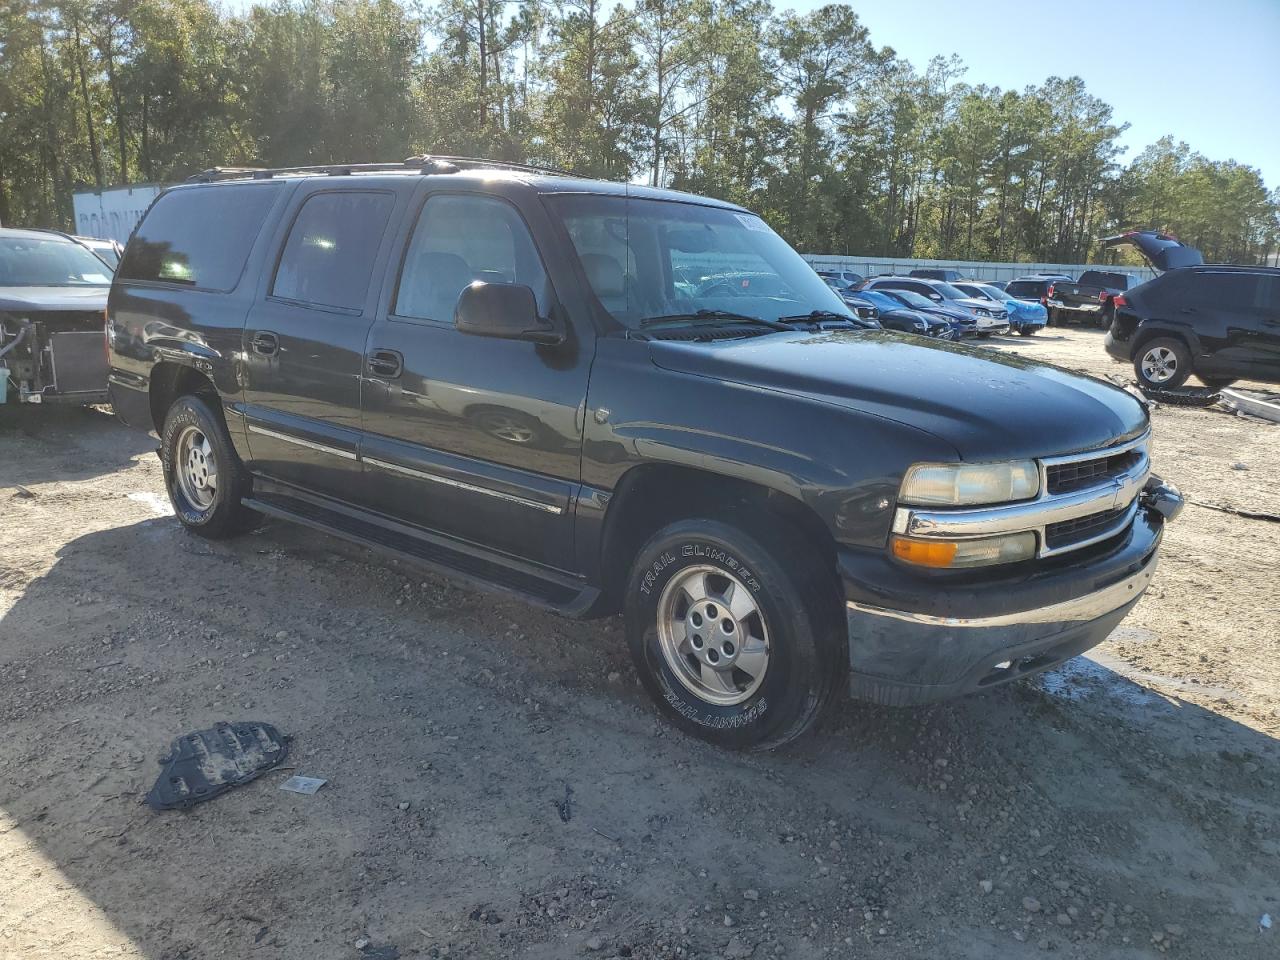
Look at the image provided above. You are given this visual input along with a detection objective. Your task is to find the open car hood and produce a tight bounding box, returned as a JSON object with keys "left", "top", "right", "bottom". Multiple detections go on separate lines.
{"left": 1102, "top": 231, "right": 1203, "bottom": 272}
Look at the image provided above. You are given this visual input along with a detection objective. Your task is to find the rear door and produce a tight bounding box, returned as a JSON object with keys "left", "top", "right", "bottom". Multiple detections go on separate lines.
{"left": 1177, "top": 271, "right": 1267, "bottom": 377}
{"left": 358, "top": 186, "right": 592, "bottom": 571}
{"left": 240, "top": 184, "right": 402, "bottom": 500}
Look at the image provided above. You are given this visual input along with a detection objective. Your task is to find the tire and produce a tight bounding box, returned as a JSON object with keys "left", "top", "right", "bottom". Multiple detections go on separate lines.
{"left": 160, "top": 394, "right": 259, "bottom": 539}
{"left": 1133, "top": 337, "right": 1192, "bottom": 390}
{"left": 623, "top": 516, "right": 845, "bottom": 750}
{"left": 1018, "top": 325, "right": 1036, "bottom": 337}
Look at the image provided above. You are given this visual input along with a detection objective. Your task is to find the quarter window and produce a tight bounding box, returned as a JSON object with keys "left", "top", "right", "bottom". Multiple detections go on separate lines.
{"left": 272, "top": 191, "right": 394, "bottom": 311}
{"left": 395, "top": 194, "right": 550, "bottom": 322}
{"left": 118, "top": 183, "right": 280, "bottom": 291}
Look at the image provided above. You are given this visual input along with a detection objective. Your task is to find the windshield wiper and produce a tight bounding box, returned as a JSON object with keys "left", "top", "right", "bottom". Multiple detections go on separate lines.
{"left": 638, "top": 309, "right": 789, "bottom": 331}
{"left": 777, "top": 310, "right": 873, "bottom": 327}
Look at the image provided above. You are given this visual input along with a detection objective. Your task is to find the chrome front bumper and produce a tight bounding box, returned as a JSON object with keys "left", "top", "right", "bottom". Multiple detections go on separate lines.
{"left": 845, "top": 482, "right": 1182, "bottom": 706}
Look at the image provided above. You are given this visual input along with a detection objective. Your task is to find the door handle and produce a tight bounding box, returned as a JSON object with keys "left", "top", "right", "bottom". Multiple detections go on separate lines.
{"left": 250, "top": 331, "right": 279, "bottom": 356}
{"left": 367, "top": 348, "right": 403, "bottom": 378}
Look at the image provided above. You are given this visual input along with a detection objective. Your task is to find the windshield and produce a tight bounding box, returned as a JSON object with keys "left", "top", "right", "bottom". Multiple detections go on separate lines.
{"left": 547, "top": 194, "right": 852, "bottom": 328}
{"left": 971, "top": 283, "right": 1013, "bottom": 302}
{"left": 886, "top": 289, "right": 938, "bottom": 310}
{"left": 0, "top": 236, "right": 114, "bottom": 287}
{"left": 930, "top": 282, "right": 969, "bottom": 300}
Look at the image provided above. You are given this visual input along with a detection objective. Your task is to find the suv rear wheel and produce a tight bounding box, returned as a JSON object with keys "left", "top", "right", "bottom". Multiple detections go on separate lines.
{"left": 1134, "top": 337, "right": 1192, "bottom": 390}
{"left": 161, "top": 394, "right": 259, "bottom": 539}
{"left": 623, "top": 516, "right": 845, "bottom": 750}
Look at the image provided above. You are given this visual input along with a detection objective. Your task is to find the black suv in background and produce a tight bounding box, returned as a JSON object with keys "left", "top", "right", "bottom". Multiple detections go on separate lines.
{"left": 1105, "top": 265, "right": 1280, "bottom": 389}
{"left": 107, "top": 157, "right": 1183, "bottom": 749}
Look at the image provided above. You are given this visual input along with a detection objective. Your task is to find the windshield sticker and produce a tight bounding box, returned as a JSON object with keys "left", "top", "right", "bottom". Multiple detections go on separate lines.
{"left": 733, "top": 213, "right": 770, "bottom": 233}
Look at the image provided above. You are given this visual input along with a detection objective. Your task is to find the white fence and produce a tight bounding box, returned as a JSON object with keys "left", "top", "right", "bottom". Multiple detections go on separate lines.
{"left": 802, "top": 254, "right": 1155, "bottom": 285}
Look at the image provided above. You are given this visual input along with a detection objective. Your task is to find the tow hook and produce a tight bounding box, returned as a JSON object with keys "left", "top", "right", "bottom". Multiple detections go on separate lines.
{"left": 1142, "top": 476, "right": 1184, "bottom": 522}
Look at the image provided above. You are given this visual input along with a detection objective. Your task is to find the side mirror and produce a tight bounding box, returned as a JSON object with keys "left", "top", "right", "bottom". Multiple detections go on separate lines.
{"left": 455, "top": 282, "right": 564, "bottom": 345}
{"left": 929, "top": 293, "right": 943, "bottom": 302}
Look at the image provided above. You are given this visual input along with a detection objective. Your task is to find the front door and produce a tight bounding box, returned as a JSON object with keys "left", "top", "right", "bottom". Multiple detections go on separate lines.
{"left": 360, "top": 189, "right": 592, "bottom": 572}
{"left": 240, "top": 186, "right": 400, "bottom": 500}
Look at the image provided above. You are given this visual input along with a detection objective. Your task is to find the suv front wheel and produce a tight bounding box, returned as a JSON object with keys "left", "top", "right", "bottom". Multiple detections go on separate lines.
{"left": 1134, "top": 337, "right": 1192, "bottom": 390}
{"left": 624, "top": 517, "right": 845, "bottom": 750}
{"left": 161, "top": 394, "right": 260, "bottom": 539}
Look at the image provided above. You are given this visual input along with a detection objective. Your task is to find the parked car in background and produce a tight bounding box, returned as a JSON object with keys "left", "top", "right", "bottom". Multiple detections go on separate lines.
{"left": 0, "top": 227, "right": 111, "bottom": 405}
{"left": 986, "top": 280, "right": 1008, "bottom": 291}
{"left": 75, "top": 236, "right": 125, "bottom": 269}
{"left": 823, "top": 280, "right": 881, "bottom": 323}
{"left": 954, "top": 281, "right": 1047, "bottom": 336}
{"left": 1105, "top": 265, "right": 1280, "bottom": 389}
{"left": 106, "top": 157, "right": 1183, "bottom": 748}
{"left": 908, "top": 268, "right": 965, "bottom": 282}
{"left": 853, "top": 289, "right": 954, "bottom": 338}
{"left": 860, "top": 276, "right": 1010, "bottom": 335}
{"left": 872, "top": 288, "right": 978, "bottom": 338}
{"left": 1005, "top": 275, "right": 1073, "bottom": 312}
{"left": 817, "top": 268, "right": 864, "bottom": 288}
{"left": 1046, "top": 270, "right": 1136, "bottom": 328}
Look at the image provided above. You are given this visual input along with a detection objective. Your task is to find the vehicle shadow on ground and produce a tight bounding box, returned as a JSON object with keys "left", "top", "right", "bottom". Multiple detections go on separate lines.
{"left": 1, "top": 517, "right": 1277, "bottom": 959}
{"left": 0, "top": 405, "right": 155, "bottom": 486}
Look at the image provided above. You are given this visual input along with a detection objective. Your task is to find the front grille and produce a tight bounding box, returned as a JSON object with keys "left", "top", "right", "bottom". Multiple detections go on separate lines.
{"left": 1046, "top": 448, "right": 1143, "bottom": 495}
{"left": 1044, "top": 504, "right": 1130, "bottom": 550}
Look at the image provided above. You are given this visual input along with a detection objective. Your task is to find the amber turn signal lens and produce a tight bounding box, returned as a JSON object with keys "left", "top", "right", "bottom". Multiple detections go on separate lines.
{"left": 892, "top": 532, "right": 1037, "bottom": 568}
{"left": 891, "top": 536, "right": 958, "bottom": 567}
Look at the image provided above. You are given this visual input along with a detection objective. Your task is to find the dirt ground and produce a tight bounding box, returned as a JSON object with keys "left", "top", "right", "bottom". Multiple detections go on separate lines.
{"left": 1, "top": 326, "right": 1277, "bottom": 960}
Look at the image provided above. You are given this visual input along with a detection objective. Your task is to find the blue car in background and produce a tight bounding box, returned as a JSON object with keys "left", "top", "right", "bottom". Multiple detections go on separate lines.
{"left": 858, "top": 288, "right": 976, "bottom": 340}
{"left": 954, "top": 281, "right": 1048, "bottom": 336}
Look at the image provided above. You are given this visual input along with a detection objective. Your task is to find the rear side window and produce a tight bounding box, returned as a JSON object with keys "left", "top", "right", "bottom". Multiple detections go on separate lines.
{"left": 1006, "top": 281, "right": 1040, "bottom": 298}
{"left": 118, "top": 184, "right": 279, "bottom": 290}
{"left": 1186, "top": 273, "right": 1260, "bottom": 310}
{"left": 272, "top": 191, "right": 394, "bottom": 312}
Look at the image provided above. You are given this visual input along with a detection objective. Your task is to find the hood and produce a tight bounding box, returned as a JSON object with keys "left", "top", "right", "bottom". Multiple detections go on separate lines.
{"left": 880, "top": 307, "right": 929, "bottom": 327}
{"left": 648, "top": 330, "right": 1148, "bottom": 461}
{"left": 953, "top": 296, "right": 1005, "bottom": 315}
{"left": 0, "top": 285, "right": 110, "bottom": 313}
{"left": 916, "top": 302, "right": 973, "bottom": 323}
{"left": 1102, "top": 231, "right": 1203, "bottom": 272}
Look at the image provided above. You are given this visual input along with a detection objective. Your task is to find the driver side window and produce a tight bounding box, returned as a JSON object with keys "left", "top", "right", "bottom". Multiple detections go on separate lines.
{"left": 394, "top": 194, "right": 551, "bottom": 324}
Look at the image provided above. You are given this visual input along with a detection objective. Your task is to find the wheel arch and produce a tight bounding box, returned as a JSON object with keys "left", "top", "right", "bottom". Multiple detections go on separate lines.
{"left": 1131, "top": 322, "right": 1201, "bottom": 359}
{"left": 148, "top": 361, "right": 218, "bottom": 432}
{"left": 595, "top": 462, "right": 838, "bottom": 616}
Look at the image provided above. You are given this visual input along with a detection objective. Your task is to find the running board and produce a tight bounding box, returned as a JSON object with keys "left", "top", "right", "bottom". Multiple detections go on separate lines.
{"left": 242, "top": 485, "right": 600, "bottom": 618}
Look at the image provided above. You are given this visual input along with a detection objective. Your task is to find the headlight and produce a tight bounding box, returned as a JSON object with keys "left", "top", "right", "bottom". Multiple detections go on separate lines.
{"left": 975, "top": 307, "right": 991, "bottom": 317}
{"left": 900, "top": 461, "right": 1039, "bottom": 506}
{"left": 892, "top": 532, "right": 1037, "bottom": 568}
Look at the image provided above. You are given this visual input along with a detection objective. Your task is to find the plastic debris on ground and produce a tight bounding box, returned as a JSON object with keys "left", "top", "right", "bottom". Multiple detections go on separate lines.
{"left": 145, "top": 721, "right": 289, "bottom": 811}
{"left": 279, "top": 775, "right": 327, "bottom": 795}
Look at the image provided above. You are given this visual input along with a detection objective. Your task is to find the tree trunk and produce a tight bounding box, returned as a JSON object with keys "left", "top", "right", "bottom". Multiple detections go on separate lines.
{"left": 103, "top": 35, "right": 128, "bottom": 184}
{"left": 74, "top": 19, "right": 105, "bottom": 190}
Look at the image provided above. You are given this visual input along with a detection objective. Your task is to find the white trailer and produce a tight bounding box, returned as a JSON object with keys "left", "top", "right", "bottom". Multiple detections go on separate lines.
{"left": 72, "top": 184, "right": 162, "bottom": 244}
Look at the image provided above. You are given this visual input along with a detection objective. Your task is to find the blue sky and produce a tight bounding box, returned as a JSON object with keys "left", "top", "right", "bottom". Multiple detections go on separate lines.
{"left": 816, "top": 0, "right": 1280, "bottom": 189}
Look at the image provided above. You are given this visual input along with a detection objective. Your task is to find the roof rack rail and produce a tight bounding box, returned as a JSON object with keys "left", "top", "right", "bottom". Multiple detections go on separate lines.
{"left": 185, "top": 155, "right": 572, "bottom": 184}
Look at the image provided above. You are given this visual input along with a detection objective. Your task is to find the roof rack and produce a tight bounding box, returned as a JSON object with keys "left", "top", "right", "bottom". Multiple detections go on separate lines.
{"left": 185, "top": 155, "right": 572, "bottom": 184}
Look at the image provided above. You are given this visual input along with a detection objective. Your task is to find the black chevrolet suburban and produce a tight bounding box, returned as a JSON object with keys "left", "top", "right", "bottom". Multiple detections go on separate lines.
{"left": 107, "top": 158, "right": 1184, "bottom": 749}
